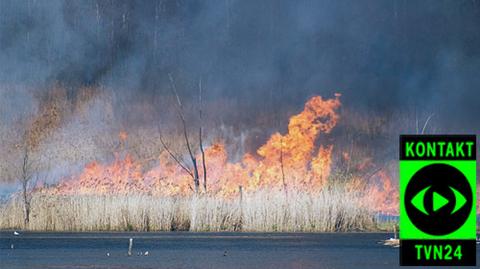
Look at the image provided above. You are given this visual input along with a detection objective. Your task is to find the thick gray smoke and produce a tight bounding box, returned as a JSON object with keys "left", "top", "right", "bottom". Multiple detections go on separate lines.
{"left": 1, "top": 0, "right": 480, "bottom": 132}
{"left": 1, "top": 0, "right": 480, "bottom": 199}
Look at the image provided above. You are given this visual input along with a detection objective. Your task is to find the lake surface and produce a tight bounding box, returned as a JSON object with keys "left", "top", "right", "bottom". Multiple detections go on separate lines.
{"left": 0, "top": 232, "right": 477, "bottom": 269}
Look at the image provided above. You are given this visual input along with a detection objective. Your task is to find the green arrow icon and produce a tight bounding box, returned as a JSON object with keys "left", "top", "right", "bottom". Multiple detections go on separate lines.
{"left": 411, "top": 186, "right": 430, "bottom": 215}
{"left": 450, "top": 187, "right": 467, "bottom": 214}
{"left": 432, "top": 192, "right": 449, "bottom": 212}
{"left": 411, "top": 186, "right": 467, "bottom": 215}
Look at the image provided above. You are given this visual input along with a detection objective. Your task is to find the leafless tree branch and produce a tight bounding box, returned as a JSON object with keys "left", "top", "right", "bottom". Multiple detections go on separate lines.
{"left": 158, "top": 131, "right": 194, "bottom": 178}
{"left": 167, "top": 73, "right": 200, "bottom": 193}
{"left": 198, "top": 78, "right": 207, "bottom": 193}
{"left": 421, "top": 113, "right": 435, "bottom": 134}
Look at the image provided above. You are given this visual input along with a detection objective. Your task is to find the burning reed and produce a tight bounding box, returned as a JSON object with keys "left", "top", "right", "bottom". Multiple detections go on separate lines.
{"left": 0, "top": 93, "right": 398, "bottom": 231}
{"left": 0, "top": 185, "right": 376, "bottom": 232}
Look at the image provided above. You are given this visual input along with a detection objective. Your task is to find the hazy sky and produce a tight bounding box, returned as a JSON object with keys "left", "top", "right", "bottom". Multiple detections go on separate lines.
{"left": 1, "top": 0, "right": 480, "bottom": 131}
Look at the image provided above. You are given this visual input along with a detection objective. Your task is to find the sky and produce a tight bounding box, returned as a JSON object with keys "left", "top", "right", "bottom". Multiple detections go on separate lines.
{"left": 1, "top": 0, "right": 480, "bottom": 199}
{"left": 0, "top": 0, "right": 480, "bottom": 132}
{"left": 1, "top": 0, "right": 480, "bottom": 131}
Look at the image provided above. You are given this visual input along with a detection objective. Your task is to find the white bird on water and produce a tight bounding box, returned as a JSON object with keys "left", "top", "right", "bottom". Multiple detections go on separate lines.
{"left": 13, "top": 231, "right": 20, "bottom": 236}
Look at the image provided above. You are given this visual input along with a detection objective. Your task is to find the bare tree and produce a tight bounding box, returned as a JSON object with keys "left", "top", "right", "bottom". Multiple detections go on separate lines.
{"left": 280, "top": 137, "right": 287, "bottom": 198}
{"left": 413, "top": 105, "right": 436, "bottom": 135}
{"left": 161, "top": 74, "right": 208, "bottom": 194}
{"left": 15, "top": 90, "right": 63, "bottom": 227}
{"left": 275, "top": 85, "right": 287, "bottom": 198}
{"left": 198, "top": 79, "right": 207, "bottom": 192}
{"left": 158, "top": 133, "right": 194, "bottom": 180}
{"left": 20, "top": 140, "right": 33, "bottom": 227}
{"left": 415, "top": 113, "right": 435, "bottom": 134}
{"left": 19, "top": 130, "right": 41, "bottom": 228}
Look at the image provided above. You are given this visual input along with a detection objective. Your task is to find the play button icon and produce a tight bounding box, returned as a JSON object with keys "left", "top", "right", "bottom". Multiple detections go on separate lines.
{"left": 432, "top": 192, "right": 449, "bottom": 212}
{"left": 410, "top": 187, "right": 464, "bottom": 215}
{"left": 404, "top": 163, "right": 473, "bottom": 235}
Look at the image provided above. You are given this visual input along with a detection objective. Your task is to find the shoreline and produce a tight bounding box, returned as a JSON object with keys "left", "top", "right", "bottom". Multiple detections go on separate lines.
{"left": 0, "top": 229, "right": 397, "bottom": 234}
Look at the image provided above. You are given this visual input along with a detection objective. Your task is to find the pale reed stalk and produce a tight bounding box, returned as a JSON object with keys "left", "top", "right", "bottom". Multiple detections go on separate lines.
{"left": 0, "top": 186, "right": 376, "bottom": 232}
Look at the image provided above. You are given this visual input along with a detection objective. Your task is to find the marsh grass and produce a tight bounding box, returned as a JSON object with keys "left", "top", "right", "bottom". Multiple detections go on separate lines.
{"left": 0, "top": 183, "right": 377, "bottom": 232}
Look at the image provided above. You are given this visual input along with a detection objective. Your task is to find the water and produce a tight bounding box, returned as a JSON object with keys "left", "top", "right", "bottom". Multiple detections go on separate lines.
{"left": 0, "top": 232, "right": 478, "bottom": 269}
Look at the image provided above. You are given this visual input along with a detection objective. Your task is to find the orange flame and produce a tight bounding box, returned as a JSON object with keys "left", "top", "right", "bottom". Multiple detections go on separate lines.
{"left": 362, "top": 171, "right": 399, "bottom": 215}
{"left": 48, "top": 94, "right": 398, "bottom": 214}
{"left": 118, "top": 131, "right": 128, "bottom": 141}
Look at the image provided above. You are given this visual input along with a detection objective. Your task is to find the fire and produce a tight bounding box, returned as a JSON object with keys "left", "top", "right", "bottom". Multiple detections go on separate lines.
{"left": 62, "top": 154, "right": 145, "bottom": 195}
{"left": 48, "top": 94, "right": 398, "bottom": 214}
{"left": 362, "top": 171, "right": 399, "bottom": 215}
{"left": 252, "top": 95, "right": 340, "bottom": 191}
{"left": 118, "top": 131, "right": 128, "bottom": 141}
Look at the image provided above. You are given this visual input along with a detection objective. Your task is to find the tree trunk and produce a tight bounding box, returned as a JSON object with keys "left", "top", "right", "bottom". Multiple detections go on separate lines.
{"left": 192, "top": 158, "right": 200, "bottom": 193}
{"left": 22, "top": 147, "right": 31, "bottom": 228}
{"left": 22, "top": 178, "right": 31, "bottom": 227}
{"left": 198, "top": 79, "right": 207, "bottom": 193}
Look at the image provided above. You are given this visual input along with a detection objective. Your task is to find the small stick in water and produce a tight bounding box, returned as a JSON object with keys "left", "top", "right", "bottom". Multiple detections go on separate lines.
{"left": 128, "top": 238, "right": 133, "bottom": 256}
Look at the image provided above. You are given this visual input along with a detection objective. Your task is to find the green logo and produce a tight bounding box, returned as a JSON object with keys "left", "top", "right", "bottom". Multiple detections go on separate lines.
{"left": 399, "top": 135, "right": 476, "bottom": 266}
{"left": 400, "top": 158, "right": 476, "bottom": 239}
{"left": 411, "top": 185, "right": 467, "bottom": 216}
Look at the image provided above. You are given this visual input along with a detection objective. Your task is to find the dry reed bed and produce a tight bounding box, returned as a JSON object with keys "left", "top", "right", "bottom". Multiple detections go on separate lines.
{"left": 0, "top": 186, "right": 376, "bottom": 232}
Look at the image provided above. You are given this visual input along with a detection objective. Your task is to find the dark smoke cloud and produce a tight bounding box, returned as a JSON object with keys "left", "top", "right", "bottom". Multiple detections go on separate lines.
{"left": 1, "top": 0, "right": 480, "bottom": 131}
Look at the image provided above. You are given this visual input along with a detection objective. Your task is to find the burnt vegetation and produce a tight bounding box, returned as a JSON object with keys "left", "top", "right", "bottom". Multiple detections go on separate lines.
{"left": 1, "top": 0, "right": 480, "bottom": 231}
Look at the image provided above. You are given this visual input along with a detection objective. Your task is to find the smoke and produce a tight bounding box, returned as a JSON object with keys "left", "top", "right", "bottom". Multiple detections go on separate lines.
{"left": 1, "top": 0, "right": 479, "bottom": 122}
{"left": 1, "top": 0, "right": 479, "bottom": 126}
{"left": 1, "top": 1, "right": 480, "bottom": 187}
